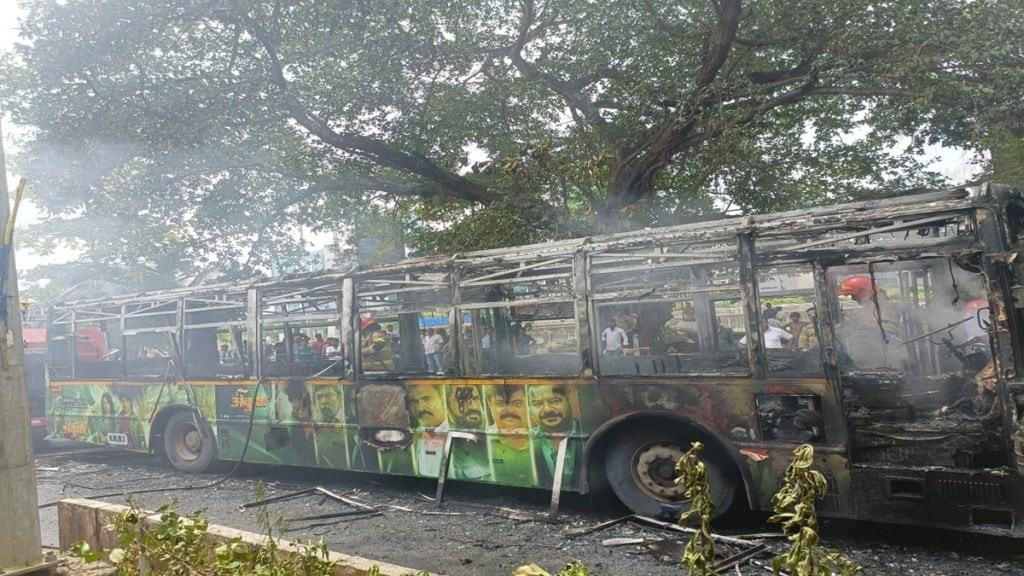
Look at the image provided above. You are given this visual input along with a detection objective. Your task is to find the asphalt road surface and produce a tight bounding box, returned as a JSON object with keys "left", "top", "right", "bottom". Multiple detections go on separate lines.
{"left": 34, "top": 440, "right": 1024, "bottom": 575}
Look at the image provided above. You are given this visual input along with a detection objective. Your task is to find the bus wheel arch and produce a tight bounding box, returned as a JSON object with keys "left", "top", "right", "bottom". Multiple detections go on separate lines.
{"left": 585, "top": 414, "right": 747, "bottom": 520}
{"left": 152, "top": 406, "right": 217, "bottom": 474}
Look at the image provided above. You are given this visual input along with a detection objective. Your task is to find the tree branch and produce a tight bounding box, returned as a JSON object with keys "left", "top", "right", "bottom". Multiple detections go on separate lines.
{"left": 234, "top": 9, "right": 499, "bottom": 206}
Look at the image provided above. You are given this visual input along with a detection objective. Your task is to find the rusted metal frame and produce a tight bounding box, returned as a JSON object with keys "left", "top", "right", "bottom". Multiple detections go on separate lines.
{"left": 590, "top": 282, "right": 744, "bottom": 301}
{"left": 458, "top": 271, "right": 572, "bottom": 289}
{"left": 258, "top": 295, "right": 341, "bottom": 320}
{"left": 458, "top": 239, "right": 584, "bottom": 262}
{"left": 588, "top": 257, "right": 736, "bottom": 279}
{"left": 457, "top": 296, "right": 574, "bottom": 311}
{"left": 47, "top": 309, "right": 74, "bottom": 326}
{"left": 119, "top": 304, "right": 128, "bottom": 378}
{"left": 121, "top": 326, "right": 180, "bottom": 336}
{"left": 448, "top": 266, "right": 461, "bottom": 377}
{"left": 341, "top": 278, "right": 355, "bottom": 374}
{"left": 122, "top": 299, "right": 180, "bottom": 316}
{"left": 357, "top": 279, "right": 450, "bottom": 292}
{"left": 756, "top": 228, "right": 972, "bottom": 255}
{"left": 257, "top": 312, "right": 341, "bottom": 326}
{"left": 182, "top": 294, "right": 248, "bottom": 308}
{"left": 55, "top": 279, "right": 253, "bottom": 310}
{"left": 51, "top": 308, "right": 121, "bottom": 323}
{"left": 982, "top": 259, "right": 1020, "bottom": 461}
{"left": 349, "top": 255, "right": 452, "bottom": 276}
{"left": 738, "top": 233, "right": 764, "bottom": 379}
{"left": 258, "top": 297, "right": 340, "bottom": 316}
{"left": 453, "top": 264, "right": 479, "bottom": 377}
{"left": 355, "top": 286, "right": 450, "bottom": 299}
{"left": 361, "top": 277, "right": 450, "bottom": 287}
{"left": 750, "top": 208, "right": 970, "bottom": 243}
{"left": 589, "top": 245, "right": 737, "bottom": 262}
{"left": 810, "top": 261, "right": 847, "bottom": 449}
{"left": 245, "top": 288, "right": 260, "bottom": 378}
{"left": 590, "top": 241, "right": 736, "bottom": 259}
{"left": 356, "top": 289, "right": 449, "bottom": 308}
{"left": 459, "top": 257, "right": 573, "bottom": 285}
{"left": 259, "top": 282, "right": 345, "bottom": 306}
{"left": 69, "top": 310, "right": 77, "bottom": 379}
{"left": 259, "top": 282, "right": 345, "bottom": 302}
{"left": 174, "top": 297, "right": 186, "bottom": 374}
{"left": 574, "top": 251, "right": 592, "bottom": 374}
{"left": 900, "top": 268, "right": 925, "bottom": 372}
{"left": 180, "top": 319, "right": 249, "bottom": 331}
{"left": 690, "top": 267, "right": 716, "bottom": 353}
{"left": 774, "top": 214, "right": 965, "bottom": 252}
{"left": 759, "top": 242, "right": 981, "bottom": 269}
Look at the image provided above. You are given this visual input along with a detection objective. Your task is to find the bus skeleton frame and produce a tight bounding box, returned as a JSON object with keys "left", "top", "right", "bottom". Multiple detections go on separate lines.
{"left": 46, "top": 182, "right": 1024, "bottom": 536}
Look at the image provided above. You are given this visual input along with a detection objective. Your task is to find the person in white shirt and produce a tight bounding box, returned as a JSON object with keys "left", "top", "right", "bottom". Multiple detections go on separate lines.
{"left": 738, "top": 320, "right": 794, "bottom": 349}
{"left": 601, "top": 319, "right": 629, "bottom": 355}
{"left": 323, "top": 337, "right": 343, "bottom": 360}
{"left": 422, "top": 327, "right": 445, "bottom": 373}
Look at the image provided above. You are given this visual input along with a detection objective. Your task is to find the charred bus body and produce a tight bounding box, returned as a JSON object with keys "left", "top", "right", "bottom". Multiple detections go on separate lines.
{"left": 46, "top": 183, "right": 1024, "bottom": 535}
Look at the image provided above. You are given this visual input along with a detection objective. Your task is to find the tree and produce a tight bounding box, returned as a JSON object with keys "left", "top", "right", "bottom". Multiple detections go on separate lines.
{"left": 3, "top": 0, "right": 1023, "bottom": 291}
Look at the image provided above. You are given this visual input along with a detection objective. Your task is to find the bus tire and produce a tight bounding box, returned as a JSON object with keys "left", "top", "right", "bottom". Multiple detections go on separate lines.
{"left": 163, "top": 411, "right": 216, "bottom": 473}
{"left": 605, "top": 428, "right": 736, "bottom": 520}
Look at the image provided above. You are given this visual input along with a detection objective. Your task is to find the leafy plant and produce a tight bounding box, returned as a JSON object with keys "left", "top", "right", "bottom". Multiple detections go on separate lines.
{"left": 69, "top": 492, "right": 343, "bottom": 576}
{"left": 769, "top": 444, "right": 864, "bottom": 576}
{"left": 674, "top": 441, "right": 719, "bottom": 576}
{"left": 513, "top": 560, "right": 589, "bottom": 576}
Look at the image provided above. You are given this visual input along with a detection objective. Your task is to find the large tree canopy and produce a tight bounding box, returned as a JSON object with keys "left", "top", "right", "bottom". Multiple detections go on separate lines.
{"left": 3, "top": 0, "right": 1023, "bottom": 294}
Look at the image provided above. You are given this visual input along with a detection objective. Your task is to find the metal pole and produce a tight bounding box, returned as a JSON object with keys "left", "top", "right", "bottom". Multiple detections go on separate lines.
{"left": 0, "top": 119, "right": 45, "bottom": 571}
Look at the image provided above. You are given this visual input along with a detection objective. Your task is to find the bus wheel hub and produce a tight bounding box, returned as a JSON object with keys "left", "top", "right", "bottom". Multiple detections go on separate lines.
{"left": 184, "top": 429, "right": 201, "bottom": 452}
{"left": 635, "top": 442, "right": 688, "bottom": 500}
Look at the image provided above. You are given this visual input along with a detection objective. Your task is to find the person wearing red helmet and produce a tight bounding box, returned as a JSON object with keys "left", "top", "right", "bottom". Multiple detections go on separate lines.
{"left": 836, "top": 275, "right": 877, "bottom": 303}
{"left": 960, "top": 299, "right": 990, "bottom": 343}
{"left": 834, "top": 274, "right": 907, "bottom": 369}
{"left": 964, "top": 299, "right": 988, "bottom": 312}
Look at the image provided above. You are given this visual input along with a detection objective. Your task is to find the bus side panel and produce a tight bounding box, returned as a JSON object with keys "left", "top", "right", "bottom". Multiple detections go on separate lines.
{"left": 590, "top": 376, "right": 849, "bottom": 511}
{"left": 49, "top": 379, "right": 217, "bottom": 452}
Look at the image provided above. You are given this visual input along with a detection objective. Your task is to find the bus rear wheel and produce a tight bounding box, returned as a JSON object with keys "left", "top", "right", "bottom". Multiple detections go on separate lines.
{"left": 605, "top": 428, "right": 736, "bottom": 520}
{"left": 163, "top": 411, "right": 216, "bottom": 473}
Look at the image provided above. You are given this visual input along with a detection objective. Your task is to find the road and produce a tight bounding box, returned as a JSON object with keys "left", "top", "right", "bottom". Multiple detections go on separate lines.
{"left": 34, "top": 441, "right": 1024, "bottom": 575}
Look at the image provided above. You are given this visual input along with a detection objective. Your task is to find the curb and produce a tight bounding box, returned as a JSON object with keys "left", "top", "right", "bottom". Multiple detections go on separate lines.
{"left": 57, "top": 498, "right": 436, "bottom": 576}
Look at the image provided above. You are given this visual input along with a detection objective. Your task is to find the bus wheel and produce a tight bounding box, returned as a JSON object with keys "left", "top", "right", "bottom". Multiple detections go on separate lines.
{"left": 163, "top": 411, "right": 216, "bottom": 473}
{"left": 605, "top": 429, "right": 736, "bottom": 520}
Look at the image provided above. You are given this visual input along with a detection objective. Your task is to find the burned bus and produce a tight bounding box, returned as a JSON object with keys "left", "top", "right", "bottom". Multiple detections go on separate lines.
{"left": 46, "top": 182, "right": 1024, "bottom": 535}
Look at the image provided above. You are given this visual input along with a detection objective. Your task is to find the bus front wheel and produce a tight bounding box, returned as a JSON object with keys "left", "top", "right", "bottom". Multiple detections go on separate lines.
{"left": 163, "top": 411, "right": 216, "bottom": 473}
{"left": 605, "top": 428, "right": 736, "bottom": 520}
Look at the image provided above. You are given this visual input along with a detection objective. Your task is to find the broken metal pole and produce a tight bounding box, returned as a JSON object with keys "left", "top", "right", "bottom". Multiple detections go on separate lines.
{"left": 547, "top": 437, "right": 568, "bottom": 520}
{"left": 563, "top": 514, "right": 635, "bottom": 537}
{"left": 239, "top": 487, "right": 318, "bottom": 510}
{"left": 434, "top": 431, "right": 476, "bottom": 508}
{"left": 630, "top": 515, "right": 764, "bottom": 548}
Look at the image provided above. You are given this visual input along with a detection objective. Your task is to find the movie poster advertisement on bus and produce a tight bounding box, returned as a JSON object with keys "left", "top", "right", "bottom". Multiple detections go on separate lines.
{"left": 49, "top": 381, "right": 216, "bottom": 451}
{"left": 224, "top": 379, "right": 586, "bottom": 491}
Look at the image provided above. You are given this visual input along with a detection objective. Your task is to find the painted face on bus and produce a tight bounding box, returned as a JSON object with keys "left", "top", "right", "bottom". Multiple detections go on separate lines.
{"left": 447, "top": 385, "right": 484, "bottom": 429}
{"left": 487, "top": 386, "right": 527, "bottom": 434}
{"left": 528, "top": 385, "right": 571, "bottom": 433}
{"left": 289, "top": 393, "right": 313, "bottom": 423}
{"left": 119, "top": 396, "right": 134, "bottom": 416}
{"left": 313, "top": 386, "right": 343, "bottom": 423}
{"left": 100, "top": 393, "right": 115, "bottom": 417}
{"left": 409, "top": 385, "right": 445, "bottom": 429}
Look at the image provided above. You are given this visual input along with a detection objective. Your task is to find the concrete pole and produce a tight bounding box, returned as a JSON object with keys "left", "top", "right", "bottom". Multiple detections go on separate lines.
{"left": 0, "top": 119, "right": 44, "bottom": 571}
